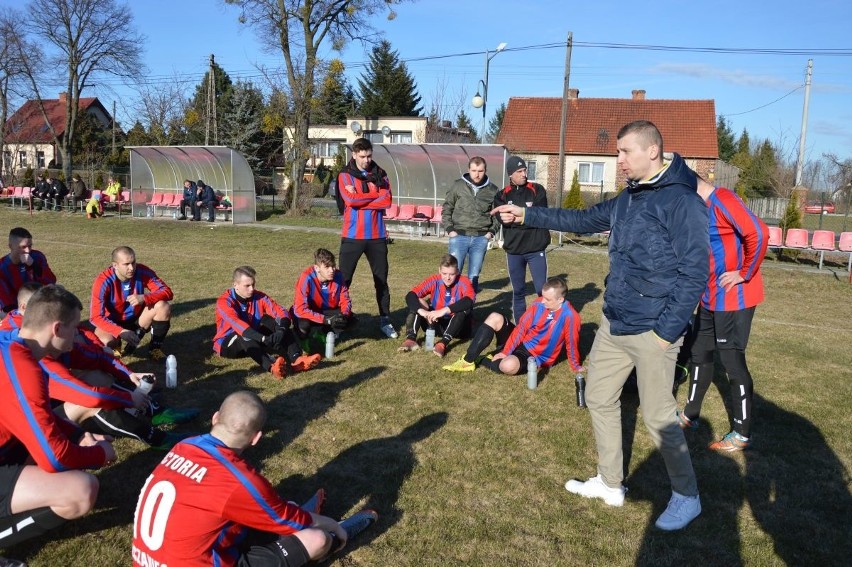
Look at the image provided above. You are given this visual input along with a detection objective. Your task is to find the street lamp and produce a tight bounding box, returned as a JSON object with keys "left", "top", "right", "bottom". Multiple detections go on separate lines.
{"left": 471, "top": 42, "right": 507, "bottom": 139}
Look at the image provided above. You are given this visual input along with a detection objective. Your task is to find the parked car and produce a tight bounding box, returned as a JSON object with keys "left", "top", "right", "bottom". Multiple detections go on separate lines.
{"left": 804, "top": 201, "right": 836, "bottom": 214}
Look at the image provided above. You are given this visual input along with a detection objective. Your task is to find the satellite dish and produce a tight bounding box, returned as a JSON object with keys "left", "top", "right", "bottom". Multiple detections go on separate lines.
{"left": 381, "top": 125, "right": 391, "bottom": 136}
{"left": 350, "top": 121, "right": 362, "bottom": 133}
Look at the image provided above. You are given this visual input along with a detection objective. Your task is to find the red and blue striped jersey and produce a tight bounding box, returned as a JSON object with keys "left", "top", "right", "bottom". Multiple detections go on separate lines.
{"left": 702, "top": 187, "right": 768, "bottom": 311}
{"left": 213, "top": 289, "right": 288, "bottom": 354}
{"left": 0, "top": 250, "right": 57, "bottom": 310}
{"left": 502, "top": 298, "right": 582, "bottom": 371}
{"left": 411, "top": 274, "right": 475, "bottom": 312}
{"left": 337, "top": 169, "right": 392, "bottom": 240}
{"left": 292, "top": 266, "right": 351, "bottom": 324}
{"left": 0, "top": 330, "right": 108, "bottom": 470}
{"left": 90, "top": 263, "right": 173, "bottom": 337}
{"left": 132, "top": 433, "right": 312, "bottom": 567}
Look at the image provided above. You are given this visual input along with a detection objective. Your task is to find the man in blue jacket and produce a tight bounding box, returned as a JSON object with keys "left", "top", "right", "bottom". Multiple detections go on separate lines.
{"left": 493, "top": 120, "right": 709, "bottom": 531}
{"left": 177, "top": 179, "right": 196, "bottom": 220}
{"left": 191, "top": 180, "right": 217, "bottom": 222}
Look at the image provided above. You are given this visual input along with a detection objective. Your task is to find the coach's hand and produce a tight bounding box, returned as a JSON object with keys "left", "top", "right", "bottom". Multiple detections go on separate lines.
{"left": 491, "top": 204, "right": 525, "bottom": 224}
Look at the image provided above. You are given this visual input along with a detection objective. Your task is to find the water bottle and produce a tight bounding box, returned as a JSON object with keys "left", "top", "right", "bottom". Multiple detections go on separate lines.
{"left": 325, "top": 331, "right": 335, "bottom": 359}
{"left": 424, "top": 328, "right": 435, "bottom": 351}
{"left": 127, "top": 375, "right": 155, "bottom": 417}
{"left": 165, "top": 355, "right": 177, "bottom": 389}
{"left": 575, "top": 373, "right": 587, "bottom": 408}
{"left": 527, "top": 357, "right": 538, "bottom": 389}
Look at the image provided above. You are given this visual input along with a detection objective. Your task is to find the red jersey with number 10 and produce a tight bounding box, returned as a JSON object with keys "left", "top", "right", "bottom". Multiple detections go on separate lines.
{"left": 132, "top": 433, "right": 313, "bottom": 567}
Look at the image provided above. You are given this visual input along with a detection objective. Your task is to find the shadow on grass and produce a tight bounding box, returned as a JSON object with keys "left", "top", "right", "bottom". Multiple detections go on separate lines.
{"left": 255, "top": 366, "right": 385, "bottom": 456}
{"left": 276, "top": 412, "right": 449, "bottom": 556}
{"left": 169, "top": 296, "right": 217, "bottom": 318}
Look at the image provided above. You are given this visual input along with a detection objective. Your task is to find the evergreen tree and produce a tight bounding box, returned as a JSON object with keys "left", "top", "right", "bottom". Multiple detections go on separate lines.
{"left": 455, "top": 109, "right": 478, "bottom": 143}
{"left": 562, "top": 170, "right": 585, "bottom": 209}
{"left": 484, "top": 102, "right": 506, "bottom": 143}
{"left": 357, "top": 40, "right": 422, "bottom": 116}
{"left": 717, "top": 116, "right": 736, "bottom": 162}
{"left": 313, "top": 59, "right": 356, "bottom": 124}
{"left": 750, "top": 140, "right": 778, "bottom": 196}
{"left": 220, "top": 80, "right": 266, "bottom": 167}
{"left": 731, "top": 129, "right": 752, "bottom": 197}
{"left": 779, "top": 191, "right": 802, "bottom": 232}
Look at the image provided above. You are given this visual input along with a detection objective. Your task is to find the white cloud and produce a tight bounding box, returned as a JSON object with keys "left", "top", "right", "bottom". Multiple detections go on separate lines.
{"left": 651, "top": 63, "right": 800, "bottom": 90}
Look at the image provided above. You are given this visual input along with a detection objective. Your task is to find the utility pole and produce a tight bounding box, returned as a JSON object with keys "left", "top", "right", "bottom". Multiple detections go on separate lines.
{"left": 111, "top": 100, "right": 116, "bottom": 157}
{"left": 205, "top": 54, "right": 218, "bottom": 146}
{"left": 556, "top": 32, "right": 573, "bottom": 246}
{"left": 795, "top": 59, "right": 813, "bottom": 187}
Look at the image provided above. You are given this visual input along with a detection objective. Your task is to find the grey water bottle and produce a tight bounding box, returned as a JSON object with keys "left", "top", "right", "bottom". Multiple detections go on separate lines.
{"left": 527, "top": 357, "right": 538, "bottom": 389}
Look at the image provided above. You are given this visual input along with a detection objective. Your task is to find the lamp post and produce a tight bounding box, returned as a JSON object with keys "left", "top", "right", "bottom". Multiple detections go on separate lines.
{"left": 471, "top": 42, "right": 507, "bottom": 141}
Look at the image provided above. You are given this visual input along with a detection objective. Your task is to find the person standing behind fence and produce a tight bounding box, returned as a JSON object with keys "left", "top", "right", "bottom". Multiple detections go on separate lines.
{"left": 336, "top": 137, "right": 397, "bottom": 339}
{"left": 493, "top": 156, "right": 550, "bottom": 323}
{"left": 443, "top": 157, "right": 500, "bottom": 293}
{"left": 678, "top": 177, "right": 768, "bottom": 452}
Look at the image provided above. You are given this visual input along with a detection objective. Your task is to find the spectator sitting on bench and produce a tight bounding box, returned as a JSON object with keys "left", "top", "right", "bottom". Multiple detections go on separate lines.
{"left": 191, "top": 179, "right": 217, "bottom": 222}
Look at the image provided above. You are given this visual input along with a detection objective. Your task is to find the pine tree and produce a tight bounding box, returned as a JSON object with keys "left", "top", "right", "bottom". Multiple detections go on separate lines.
{"left": 357, "top": 40, "right": 422, "bottom": 116}
{"left": 484, "top": 102, "right": 506, "bottom": 143}
{"left": 717, "top": 116, "right": 736, "bottom": 162}
{"left": 455, "top": 109, "right": 478, "bottom": 143}
{"left": 780, "top": 191, "right": 802, "bottom": 232}
{"left": 562, "top": 170, "right": 585, "bottom": 209}
{"left": 731, "top": 129, "right": 752, "bottom": 197}
{"left": 220, "top": 80, "right": 266, "bottom": 167}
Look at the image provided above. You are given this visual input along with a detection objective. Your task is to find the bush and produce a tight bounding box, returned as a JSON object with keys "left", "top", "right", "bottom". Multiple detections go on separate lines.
{"left": 22, "top": 167, "right": 34, "bottom": 187}
{"left": 779, "top": 192, "right": 802, "bottom": 232}
{"left": 562, "top": 170, "right": 585, "bottom": 210}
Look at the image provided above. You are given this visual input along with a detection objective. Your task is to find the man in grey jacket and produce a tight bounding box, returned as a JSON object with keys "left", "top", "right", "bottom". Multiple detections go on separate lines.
{"left": 442, "top": 157, "right": 500, "bottom": 293}
{"left": 493, "top": 120, "right": 709, "bottom": 532}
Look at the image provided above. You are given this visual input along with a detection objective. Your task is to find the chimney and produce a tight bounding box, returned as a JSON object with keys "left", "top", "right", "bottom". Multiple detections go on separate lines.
{"left": 567, "top": 88, "right": 579, "bottom": 99}
{"left": 631, "top": 89, "right": 646, "bottom": 101}
{"left": 58, "top": 92, "right": 67, "bottom": 103}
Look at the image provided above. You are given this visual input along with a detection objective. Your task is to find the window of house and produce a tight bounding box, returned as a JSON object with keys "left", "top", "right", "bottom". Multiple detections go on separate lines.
{"left": 526, "top": 160, "right": 537, "bottom": 181}
{"left": 36, "top": 151, "right": 45, "bottom": 169}
{"left": 18, "top": 151, "right": 27, "bottom": 167}
{"left": 578, "top": 161, "right": 605, "bottom": 184}
{"left": 311, "top": 140, "right": 344, "bottom": 158}
{"left": 389, "top": 132, "right": 412, "bottom": 144}
{"left": 364, "top": 131, "right": 384, "bottom": 144}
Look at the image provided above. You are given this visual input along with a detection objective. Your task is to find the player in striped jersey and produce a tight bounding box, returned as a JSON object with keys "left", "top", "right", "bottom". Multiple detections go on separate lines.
{"left": 443, "top": 277, "right": 583, "bottom": 375}
{"left": 679, "top": 177, "right": 768, "bottom": 452}
{"left": 336, "top": 137, "right": 397, "bottom": 339}
{"left": 291, "top": 248, "right": 354, "bottom": 350}
{"left": 398, "top": 254, "right": 475, "bottom": 358}
{"left": 0, "top": 227, "right": 57, "bottom": 313}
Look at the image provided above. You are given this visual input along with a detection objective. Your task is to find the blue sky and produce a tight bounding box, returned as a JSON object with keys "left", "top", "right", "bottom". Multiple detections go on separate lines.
{"left": 7, "top": 0, "right": 852, "bottom": 165}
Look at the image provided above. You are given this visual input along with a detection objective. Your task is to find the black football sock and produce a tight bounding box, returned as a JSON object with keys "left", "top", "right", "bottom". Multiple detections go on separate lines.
{"left": 0, "top": 507, "right": 66, "bottom": 548}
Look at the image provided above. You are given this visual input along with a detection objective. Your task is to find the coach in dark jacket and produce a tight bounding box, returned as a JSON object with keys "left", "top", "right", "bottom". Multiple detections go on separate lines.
{"left": 493, "top": 156, "right": 550, "bottom": 322}
{"left": 493, "top": 120, "right": 708, "bottom": 532}
{"left": 191, "top": 180, "right": 217, "bottom": 222}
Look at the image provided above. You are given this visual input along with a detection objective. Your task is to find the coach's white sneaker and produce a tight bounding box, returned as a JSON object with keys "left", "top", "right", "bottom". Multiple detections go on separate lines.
{"left": 655, "top": 491, "right": 701, "bottom": 530}
{"left": 379, "top": 317, "right": 398, "bottom": 339}
{"left": 565, "top": 474, "right": 626, "bottom": 507}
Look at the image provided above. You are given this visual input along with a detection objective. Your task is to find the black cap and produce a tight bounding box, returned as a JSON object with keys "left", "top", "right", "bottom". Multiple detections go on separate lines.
{"left": 506, "top": 156, "right": 527, "bottom": 175}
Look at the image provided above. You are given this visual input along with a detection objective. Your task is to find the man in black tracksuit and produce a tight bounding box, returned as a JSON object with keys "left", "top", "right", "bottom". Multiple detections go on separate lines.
{"left": 493, "top": 156, "right": 550, "bottom": 323}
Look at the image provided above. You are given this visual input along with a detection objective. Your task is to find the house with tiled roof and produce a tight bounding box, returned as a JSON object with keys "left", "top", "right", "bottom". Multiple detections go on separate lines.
{"left": 2, "top": 93, "right": 114, "bottom": 172}
{"left": 497, "top": 89, "right": 723, "bottom": 201}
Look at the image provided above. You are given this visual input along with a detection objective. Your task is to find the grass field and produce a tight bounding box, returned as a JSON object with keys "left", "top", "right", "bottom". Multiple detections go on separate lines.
{"left": 2, "top": 207, "right": 851, "bottom": 566}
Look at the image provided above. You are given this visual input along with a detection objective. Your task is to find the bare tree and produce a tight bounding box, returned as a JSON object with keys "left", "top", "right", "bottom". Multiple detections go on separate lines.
{"left": 132, "top": 76, "right": 191, "bottom": 145}
{"left": 224, "top": 0, "right": 406, "bottom": 211}
{"left": 0, "top": 8, "right": 39, "bottom": 181}
{"left": 16, "top": 0, "right": 144, "bottom": 180}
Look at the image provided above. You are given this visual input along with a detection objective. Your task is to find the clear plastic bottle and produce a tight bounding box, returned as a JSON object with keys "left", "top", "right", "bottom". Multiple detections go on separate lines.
{"left": 527, "top": 357, "right": 538, "bottom": 389}
{"left": 165, "top": 355, "right": 177, "bottom": 389}
{"left": 127, "top": 375, "right": 155, "bottom": 417}
{"left": 325, "top": 331, "right": 335, "bottom": 359}
{"left": 424, "top": 328, "right": 435, "bottom": 351}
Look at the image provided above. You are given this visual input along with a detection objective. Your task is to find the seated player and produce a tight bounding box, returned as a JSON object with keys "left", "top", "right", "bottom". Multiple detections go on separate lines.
{"left": 214, "top": 266, "right": 320, "bottom": 379}
{"left": 0, "top": 285, "right": 116, "bottom": 554}
{"left": 398, "top": 254, "right": 474, "bottom": 358}
{"left": 291, "top": 248, "right": 355, "bottom": 353}
{"left": 1, "top": 284, "right": 194, "bottom": 450}
{"left": 443, "top": 277, "right": 584, "bottom": 375}
{"left": 90, "top": 246, "right": 173, "bottom": 359}
{"left": 0, "top": 227, "right": 57, "bottom": 312}
{"left": 132, "top": 390, "right": 378, "bottom": 567}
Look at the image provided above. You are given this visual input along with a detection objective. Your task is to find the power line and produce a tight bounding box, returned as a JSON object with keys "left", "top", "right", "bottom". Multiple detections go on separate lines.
{"left": 720, "top": 85, "right": 805, "bottom": 117}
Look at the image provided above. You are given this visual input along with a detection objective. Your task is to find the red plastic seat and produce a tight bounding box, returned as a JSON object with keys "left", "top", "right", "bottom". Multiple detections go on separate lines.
{"left": 838, "top": 232, "right": 852, "bottom": 253}
{"left": 384, "top": 203, "right": 399, "bottom": 220}
{"left": 767, "top": 226, "right": 783, "bottom": 247}
{"left": 431, "top": 205, "right": 443, "bottom": 235}
{"left": 784, "top": 228, "right": 809, "bottom": 249}
{"left": 810, "top": 230, "right": 835, "bottom": 251}
{"left": 145, "top": 193, "right": 165, "bottom": 206}
{"left": 395, "top": 204, "right": 416, "bottom": 221}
